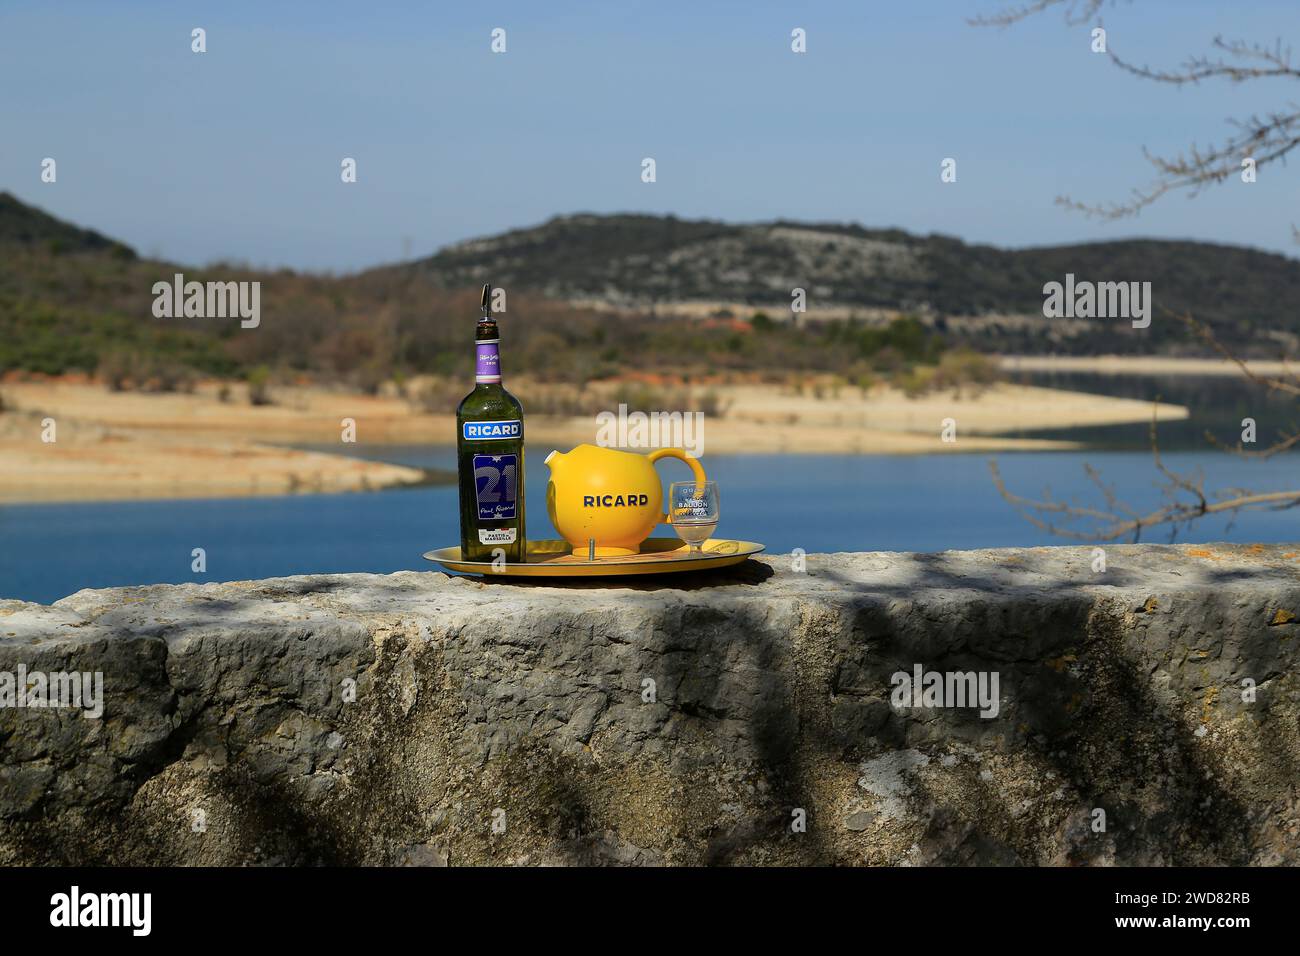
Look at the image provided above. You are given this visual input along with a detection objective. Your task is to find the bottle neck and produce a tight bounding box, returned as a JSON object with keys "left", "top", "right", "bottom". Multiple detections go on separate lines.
{"left": 475, "top": 319, "right": 501, "bottom": 385}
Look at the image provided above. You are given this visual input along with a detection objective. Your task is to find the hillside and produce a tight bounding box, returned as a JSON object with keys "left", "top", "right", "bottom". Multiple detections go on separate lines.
{"left": 395, "top": 213, "right": 1300, "bottom": 355}
{"left": 0, "top": 193, "right": 239, "bottom": 378}
{"left": 0, "top": 191, "right": 136, "bottom": 258}
{"left": 2, "top": 194, "right": 1297, "bottom": 388}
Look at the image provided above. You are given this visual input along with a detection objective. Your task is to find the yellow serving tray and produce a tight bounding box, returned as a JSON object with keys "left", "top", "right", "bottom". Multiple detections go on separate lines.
{"left": 423, "top": 537, "right": 765, "bottom": 578}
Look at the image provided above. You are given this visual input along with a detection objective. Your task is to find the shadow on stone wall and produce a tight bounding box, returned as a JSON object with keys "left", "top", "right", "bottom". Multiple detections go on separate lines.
{"left": 1, "top": 543, "right": 1297, "bottom": 865}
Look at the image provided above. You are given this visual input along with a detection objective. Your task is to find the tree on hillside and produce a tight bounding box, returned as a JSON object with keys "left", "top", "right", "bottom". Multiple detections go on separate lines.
{"left": 976, "top": 1, "right": 1300, "bottom": 540}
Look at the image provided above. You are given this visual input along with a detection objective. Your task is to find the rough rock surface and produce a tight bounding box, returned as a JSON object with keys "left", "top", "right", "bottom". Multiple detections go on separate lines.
{"left": 2, "top": 543, "right": 1298, "bottom": 866}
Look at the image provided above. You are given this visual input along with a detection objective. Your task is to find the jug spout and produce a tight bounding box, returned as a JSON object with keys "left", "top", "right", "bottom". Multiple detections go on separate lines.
{"left": 544, "top": 450, "right": 563, "bottom": 468}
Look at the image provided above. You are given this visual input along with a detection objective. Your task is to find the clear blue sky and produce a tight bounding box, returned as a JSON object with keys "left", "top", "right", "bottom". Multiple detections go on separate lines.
{"left": 2, "top": 0, "right": 1297, "bottom": 271}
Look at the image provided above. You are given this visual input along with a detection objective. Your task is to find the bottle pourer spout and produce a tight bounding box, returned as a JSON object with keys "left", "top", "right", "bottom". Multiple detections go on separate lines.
{"left": 480, "top": 283, "right": 492, "bottom": 319}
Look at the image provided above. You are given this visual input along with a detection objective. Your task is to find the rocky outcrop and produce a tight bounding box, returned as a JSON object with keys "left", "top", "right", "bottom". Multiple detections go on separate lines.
{"left": 2, "top": 543, "right": 1298, "bottom": 866}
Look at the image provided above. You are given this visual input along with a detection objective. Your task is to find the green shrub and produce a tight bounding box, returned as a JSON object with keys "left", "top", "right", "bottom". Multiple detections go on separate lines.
{"left": 246, "top": 366, "right": 273, "bottom": 406}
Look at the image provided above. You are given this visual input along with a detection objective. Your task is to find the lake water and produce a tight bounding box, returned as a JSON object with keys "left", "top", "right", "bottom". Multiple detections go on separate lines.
{"left": 1009, "top": 369, "right": 1299, "bottom": 449}
{"left": 3, "top": 444, "right": 1298, "bottom": 605}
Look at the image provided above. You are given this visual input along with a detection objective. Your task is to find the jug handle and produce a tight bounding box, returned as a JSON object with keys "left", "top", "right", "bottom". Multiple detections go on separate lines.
{"left": 647, "top": 448, "right": 707, "bottom": 524}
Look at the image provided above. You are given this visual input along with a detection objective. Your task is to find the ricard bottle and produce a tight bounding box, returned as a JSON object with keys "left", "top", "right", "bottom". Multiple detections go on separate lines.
{"left": 456, "top": 284, "right": 526, "bottom": 562}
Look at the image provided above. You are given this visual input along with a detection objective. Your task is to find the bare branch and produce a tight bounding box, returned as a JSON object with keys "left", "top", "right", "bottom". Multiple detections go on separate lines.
{"left": 974, "top": 9, "right": 1300, "bottom": 225}
{"left": 974, "top": 6, "right": 1300, "bottom": 538}
{"left": 991, "top": 310, "right": 1300, "bottom": 541}
{"left": 1175, "top": 310, "right": 1300, "bottom": 397}
{"left": 1111, "top": 36, "right": 1300, "bottom": 85}
{"left": 990, "top": 457, "right": 1300, "bottom": 543}
{"left": 1204, "top": 426, "right": 1300, "bottom": 460}
{"left": 1058, "top": 108, "right": 1300, "bottom": 219}
{"left": 969, "top": 0, "right": 1106, "bottom": 28}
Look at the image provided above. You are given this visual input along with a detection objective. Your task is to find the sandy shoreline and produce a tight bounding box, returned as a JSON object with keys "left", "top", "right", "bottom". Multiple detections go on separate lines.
{"left": 0, "top": 377, "right": 1189, "bottom": 504}
{"left": 1001, "top": 355, "right": 1298, "bottom": 377}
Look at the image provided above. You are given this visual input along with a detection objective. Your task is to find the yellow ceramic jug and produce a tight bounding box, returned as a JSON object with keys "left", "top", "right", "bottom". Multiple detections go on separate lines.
{"left": 544, "top": 444, "right": 707, "bottom": 555}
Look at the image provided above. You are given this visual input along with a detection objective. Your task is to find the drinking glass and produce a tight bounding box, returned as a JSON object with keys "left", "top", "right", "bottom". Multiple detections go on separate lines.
{"left": 668, "top": 480, "right": 720, "bottom": 555}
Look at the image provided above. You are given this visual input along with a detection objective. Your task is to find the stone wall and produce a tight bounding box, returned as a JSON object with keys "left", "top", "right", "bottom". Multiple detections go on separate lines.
{"left": 2, "top": 543, "right": 1298, "bottom": 865}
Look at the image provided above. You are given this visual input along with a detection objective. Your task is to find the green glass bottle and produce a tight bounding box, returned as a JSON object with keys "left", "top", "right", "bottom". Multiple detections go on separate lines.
{"left": 456, "top": 284, "right": 526, "bottom": 562}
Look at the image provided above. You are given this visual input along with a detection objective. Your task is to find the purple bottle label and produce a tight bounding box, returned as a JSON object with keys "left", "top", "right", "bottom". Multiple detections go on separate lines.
{"left": 476, "top": 339, "right": 501, "bottom": 382}
{"left": 473, "top": 453, "right": 517, "bottom": 520}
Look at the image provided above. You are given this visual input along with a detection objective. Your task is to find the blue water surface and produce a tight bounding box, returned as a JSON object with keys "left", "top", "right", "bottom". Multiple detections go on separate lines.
{"left": 2, "top": 448, "right": 1297, "bottom": 604}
